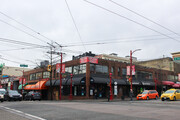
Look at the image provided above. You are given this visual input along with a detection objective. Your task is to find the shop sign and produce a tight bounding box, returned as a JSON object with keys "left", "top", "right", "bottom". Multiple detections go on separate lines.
{"left": 126, "top": 65, "right": 135, "bottom": 75}
{"left": 80, "top": 57, "right": 98, "bottom": 64}
{"left": 56, "top": 63, "right": 65, "bottom": 73}
{"left": 178, "top": 73, "right": 180, "bottom": 81}
{"left": 1, "top": 78, "right": 9, "bottom": 84}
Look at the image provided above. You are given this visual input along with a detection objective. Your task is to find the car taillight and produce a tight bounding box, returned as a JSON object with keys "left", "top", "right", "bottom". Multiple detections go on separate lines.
{"left": 32, "top": 94, "right": 34, "bottom": 96}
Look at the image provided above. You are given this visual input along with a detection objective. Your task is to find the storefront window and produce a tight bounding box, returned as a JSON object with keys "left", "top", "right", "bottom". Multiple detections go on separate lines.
{"left": 30, "top": 73, "right": 36, "bottom": 80}
{"left": 118, "top": 67, "right": 121, "bottom": 77}
{"left": 111, "top": 67, "right": 114, "bottom": 75}
{"left": 90, "top": 64, "right": 108, "bottom": 74}
{"left": 136, "top": 71, "right": 153, "bottom": 80}
{"left": 122, "top": 68, "right": 127, "bottom": 79}
{"left": 65, "top": 67, "right": 72, "bottom": 74}
{"left": 73, "top": 64, "right": 86, "bottom": 75}
{"left": 36, "top": 72, "right": 42, "bottom": 80}
{"left": 43, "top": 72, "right": 50, "bottom": 78}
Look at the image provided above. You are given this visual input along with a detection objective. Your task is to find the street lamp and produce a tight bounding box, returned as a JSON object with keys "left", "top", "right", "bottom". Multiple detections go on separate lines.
{"left": 130, "top": 49, "right": 141, "bottom": 100}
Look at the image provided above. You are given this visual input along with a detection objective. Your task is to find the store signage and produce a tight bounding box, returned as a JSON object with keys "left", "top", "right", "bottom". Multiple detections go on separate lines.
{"left": 1, "top": 78, "right": 9, "bottom": 84}
{"left": 126, "top": 65, "right": 135, "bottom": 75}
{"left": 56, "top": 63, "right": 65, "bottom": 73}
{"left": 19, "top": 78, "right": 26, "bottom": 84}
{"left": 2, "top": 75, "right": 8, "bottom": 78}
{"left": 178, "top": 73, "right": 180, "bottom": 81}
{"left": 80, "top": 57, "right": 98, "bottom": 64}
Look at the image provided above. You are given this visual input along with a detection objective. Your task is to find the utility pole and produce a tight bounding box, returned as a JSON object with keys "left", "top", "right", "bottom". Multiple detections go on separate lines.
{"left": 47, "top": 42, "right": 56, "bottom": 101}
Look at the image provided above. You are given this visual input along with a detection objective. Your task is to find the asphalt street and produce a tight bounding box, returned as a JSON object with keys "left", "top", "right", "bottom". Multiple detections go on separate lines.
{"left": 0, "top": 99, "right": 180, "bottom": 120}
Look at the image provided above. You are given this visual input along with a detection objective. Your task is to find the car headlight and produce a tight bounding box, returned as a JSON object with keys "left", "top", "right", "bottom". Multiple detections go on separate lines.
{"left": 20, "top": 95, "right": 22, "bottom": 97}
{"left": 142, "top": 95, "right": 146, "bottom": 97}
{"left": 170, "top": 94, "right": 173, "bottom": 97}
{"left": 9, "top": 95, "right": 13, "bottom": 97}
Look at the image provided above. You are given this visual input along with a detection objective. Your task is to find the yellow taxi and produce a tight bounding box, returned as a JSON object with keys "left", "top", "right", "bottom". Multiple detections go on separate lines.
{"left": 161, "top": 89, "right": 180, "bottom": 101}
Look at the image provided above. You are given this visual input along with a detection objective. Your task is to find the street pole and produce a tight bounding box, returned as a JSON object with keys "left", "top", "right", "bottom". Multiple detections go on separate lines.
{"left": 21, "top": 70, "right": 24, "bottom": 100}
{"left": 109, "top": 73, "right": 113, "bottom": 100}
{"left": 130, "top": 50, "right": 133, "bottom": 91}
{"left": 59, "top": 52, "right": 62, "bottom": 100}
{"left": 69, "top": 74, "right": 73, "bottom": 100}
{"left": 129, "top": 49, "right": 141, "bottom": 101}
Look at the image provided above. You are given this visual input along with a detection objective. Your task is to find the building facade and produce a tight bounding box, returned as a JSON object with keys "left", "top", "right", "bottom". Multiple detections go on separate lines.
{"left": 23, "top": 53, "right": 179, "bottom": 100}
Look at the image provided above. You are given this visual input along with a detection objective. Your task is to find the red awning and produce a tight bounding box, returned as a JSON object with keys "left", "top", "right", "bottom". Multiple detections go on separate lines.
{"left": 162, "top": 81, "right": 175, "bottom": 86}
{"left": 172, "top": 84, "right": 180, "bottom": 88}
{"left": 24, "top": 80, "right": 48, "bottom": 90}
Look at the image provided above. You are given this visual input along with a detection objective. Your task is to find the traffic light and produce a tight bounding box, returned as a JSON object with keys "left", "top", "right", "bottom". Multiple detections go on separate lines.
{"left": 47, "top": 65, "right": 51, "bottom": 71}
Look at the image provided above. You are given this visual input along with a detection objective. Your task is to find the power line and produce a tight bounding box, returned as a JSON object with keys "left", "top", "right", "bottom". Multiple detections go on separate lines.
{"left": 83, "top": 0, "right": 180, "bottom": 43}
{"left": 0, "top": 11, "right": 56, "bottom": 43}
{"left": 64, "top": 0, "right": 86, "bottom": 51}
{"left": 0, "top": 18, "right": 48, "bottom": 44}
{"left": 0, "top": 37, "right": 46, "bottom": 47}
{"left": 109, "top": 0, "right": 180, "bottom": 37}
{"left": 63, "top": 36, "right": 175, "bottom": 47}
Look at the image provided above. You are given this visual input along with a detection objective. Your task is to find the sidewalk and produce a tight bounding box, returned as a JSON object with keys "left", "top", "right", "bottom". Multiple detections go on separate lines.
{"left": 71, "top": 97, "right": 137, "bottom": 102}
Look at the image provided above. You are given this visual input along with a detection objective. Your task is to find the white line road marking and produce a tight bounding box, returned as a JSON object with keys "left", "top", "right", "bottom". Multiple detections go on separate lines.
{"left": 0, "top": 106, "right": 46, "bottom": 120}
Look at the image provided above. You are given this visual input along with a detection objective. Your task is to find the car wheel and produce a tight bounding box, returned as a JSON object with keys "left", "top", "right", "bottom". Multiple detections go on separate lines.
{"left": 1, "top": 100, "right": 3, "bottom": 102}
{"left": 147, "top": 96, "right": 149, "bottom": 100}
{"left": 161, "top": 98, "right": 164, "bottom": 101}
{"left": 174, "top": 96, "right": 176, "bottom": 101}
{"left": 39, "top": 99, "right": 41, "bottom": 101}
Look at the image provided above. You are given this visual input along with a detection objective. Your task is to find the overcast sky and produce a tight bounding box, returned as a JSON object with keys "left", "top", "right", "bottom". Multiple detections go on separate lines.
{"left": 0, "top": 0, "right": 180, "bottom": 68}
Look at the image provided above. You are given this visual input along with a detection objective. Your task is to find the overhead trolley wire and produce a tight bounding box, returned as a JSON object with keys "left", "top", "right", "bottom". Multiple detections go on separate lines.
{"left": 83, "top": 0, "right": 180, "bottom": 43}
{"left": 109, "top": 0, "right": 180, "bottom": 37}
{"left": 64, "top": 0, "right": 86, "bottom": 51}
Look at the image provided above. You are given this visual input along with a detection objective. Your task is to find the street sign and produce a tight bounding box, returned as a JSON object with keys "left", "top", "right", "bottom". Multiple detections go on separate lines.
{"left": 20, "top": 64, "right": 28, "bottom": 67}
{"left": 56, "top": 63, "right": 65, "bottom": 73}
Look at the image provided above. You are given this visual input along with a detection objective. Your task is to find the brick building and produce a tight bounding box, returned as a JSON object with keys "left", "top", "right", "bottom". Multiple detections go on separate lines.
{"left": 23, "top": 52, "right": 179, "bottom": 100}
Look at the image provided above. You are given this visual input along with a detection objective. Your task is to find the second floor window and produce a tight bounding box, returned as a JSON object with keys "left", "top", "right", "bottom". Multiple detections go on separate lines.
{"left": 30, "top": 74, "right": 36, "bottom": 80}
{"left": 43, "top": 72, "right": 50, "bottom": 78}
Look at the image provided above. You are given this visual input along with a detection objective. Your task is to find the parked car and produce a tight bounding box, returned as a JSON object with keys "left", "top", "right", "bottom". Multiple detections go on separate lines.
{"left": 25, "top": 91, "right": 41, "bottom": 101}
{"left": 7, "top": 90, "right": 22, "bottom": 101}
{"left": 161, "top": 89, "right": 180, "bottom": 101}
{"left": 0, "top": 88, "right": 7, "bottom": 102}
{"left": 137, "top": 90, "right": 159, "bottom": 100}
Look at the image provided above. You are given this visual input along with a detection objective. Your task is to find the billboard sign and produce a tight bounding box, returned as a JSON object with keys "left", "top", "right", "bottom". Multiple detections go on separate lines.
{"left": 56, "top": 63, "right": 65, "bottom": 73}
{"left": 80, "top": 57, "right": 98, "bottom": 64}
{"left": 127, "top": 65, "right": 135, "bottom": 75}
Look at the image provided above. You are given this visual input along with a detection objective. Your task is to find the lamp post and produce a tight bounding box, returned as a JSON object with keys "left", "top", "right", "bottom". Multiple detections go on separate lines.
{"left": 109, "top": 73, "right": 113, "bottom": 100}
{"left": 69, "top": 74, "right": 73, "bottom": 100}
{"left": 130, "top": 49, "right": 141, "bottom": 100}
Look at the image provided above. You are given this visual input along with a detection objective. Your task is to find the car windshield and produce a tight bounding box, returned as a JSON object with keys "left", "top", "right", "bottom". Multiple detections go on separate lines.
{"left": 9, "top": 90, "right": 19, "bottom": 95}
{"left": 165, "top": 90, "right": 175, "bottom": 94}
{"left": 0, "top": 91, "right": 6, "bottom": 95}
{"left": 141, "top": 91, "right": 148, "bottom": 94}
